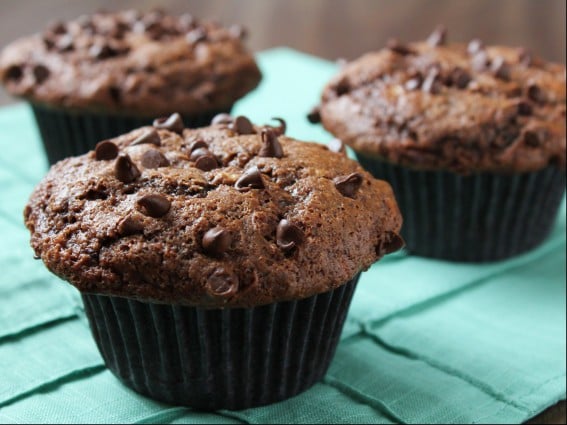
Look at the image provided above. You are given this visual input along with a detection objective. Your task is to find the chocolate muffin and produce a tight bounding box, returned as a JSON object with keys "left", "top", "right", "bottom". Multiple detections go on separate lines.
{"left": 24, "top": 113, "right": 402, "bottom": 410}
{"left": 0, "top": 9, "right": 261, "bottom": 164}
{"left": 311, "top": 27, "right": 566, "bottom": 262}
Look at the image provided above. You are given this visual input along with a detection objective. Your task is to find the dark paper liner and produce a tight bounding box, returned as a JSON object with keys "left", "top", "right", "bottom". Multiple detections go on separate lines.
{"left": 356, "top": 153, "right": 566, "bottom": 262}
{"left": 31, "top": 104, "right": 230, "bottom": 165}
{"left": 81, "top": 274, "right": 360, "bottom": 410}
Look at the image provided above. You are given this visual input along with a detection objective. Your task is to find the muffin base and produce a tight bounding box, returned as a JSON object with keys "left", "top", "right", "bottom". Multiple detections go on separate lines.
{"left": 81, "top": 274, "right": 360, "bottom": 410}
{"left": 356, "top": 153, "right": 566, "bottom": 262}
{"left": 31, "top": 104, "right": 230, "bottom": 165}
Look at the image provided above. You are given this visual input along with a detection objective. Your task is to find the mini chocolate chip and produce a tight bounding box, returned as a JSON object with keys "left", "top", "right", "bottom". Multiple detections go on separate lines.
{"left": 95, "top": 140, "right": 119, "bottom": 160}
{"left": 153, "top": 113, "right": 184, "bottom": 134}
{"left": 518, "top": 47, "right": 533, "bottom": 66}
{"left": 202, "top": 227, "right": 231, "bottom": 256}
{"left": 467, "top": 38, "right": 484, "bottom": 55}
{"left": 186, "top": 27, "right": 207, "bottom": 44}
{"left": 259, "top": 129, "right": 283, "bottom": 158}
{"left": 405, "top": 77, "right": 421, "bottom": 91}
{"left": 387, "top": 38, "right": 416, "bottom": 55}
{"left": 137, "top": 194, "right": 171, "bottom": 218}
{"left": 334, "top": 173, "right": 363, "bottom": 198}
{"left": 131, "top": 129, "right": 161, "bottom": 146}
{"left": 117, "top": 215, "right": 144, "bottom": 236}
{"left": 527, "top": 84, "right": 547, "bottom": 104}
{"left": 190, "top": 147, "right": 211, "bottom": 161}
{"left": 270, "top": 117, "right": 287, "bottom": 135}
{"left": 206, "top": 268, "right": 238, "bottom": 297}
{"left": 195, "top": 155, "right": 217, "bottom": 171}
{"left": 328, "top": 138, "right": 346, "bottom": 154}
{"left": 472, "top": 50, "right": 490, "bottom": 71}
{"left": 231, "top": 115, "right": 255, "bottom": 135}
{"left": 32, "top": 65, "right": 50, "bottom": 84}
{"left": 524, "top": 130, "right": 543, "bottom": 147}
{"left": 491, "top": 56, "right": 511, "bottom": 81}
{"left": 189, "top": 139, "right": 208, "bottom": 152}
{"left": 335, "top": 77, "right": 350, "bottom": 96}
{"left": 56, "top": 34, "right": 74, "bottom": 52}
{"left": 377, "top": 232, "right": 405, "bottom": 256}
{"left": 422, "top": 69, "right": 442, "bottom": 94}
{"left": 277, "top": 219, "right": 304, "bottom": 252}
{"left": 517, "top": 100, "right": 533, "bottom": 116}
{"left": 235, "top": 166, "right": 265, "bottom": 191}
{"left": 211, "top": 113, "right": 233, "bottom": 125}
{"left": 141, "top": 149, "right": 169, "bottom": 168}
{"left": 115, "top": 154, "right": 140, "bottom": 183}
{"left": 49, "top": 21, "right": 67, "bottom": 35}
{"left": 42, "top": 37, "right": 55, "bottom": 50}
{"left": 4, "top": 65, "right": 23, "bottom": 82}
{"left": 307, "top": 107, "right": 321, "bottom": 124}
{"left": 427, "top": 25, "right": 447, "bottom": 47}
{"left": 229, "top": 24, "right": 247, "bottom": 39}
{"left": 89, "top": 42, "right": 118, "bottom": 60}
{"left": 451, "top": 67, "right": 471, "bottom": 89}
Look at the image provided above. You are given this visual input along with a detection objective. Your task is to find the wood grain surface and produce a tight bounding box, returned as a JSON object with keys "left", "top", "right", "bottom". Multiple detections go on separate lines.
{"left": 0, "top": 1, "right": 564, "bottom": 423}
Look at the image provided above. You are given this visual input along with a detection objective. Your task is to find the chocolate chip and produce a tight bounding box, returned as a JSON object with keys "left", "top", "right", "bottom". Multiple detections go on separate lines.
{"left": 229, "top": 24, "right": 247, "bottom": 39}
{"left": 32, "top": 65, "right": 50, "bottom": 84}
{"left": 141, "top": 149, "right": 169, "bottom": 168}
{"left": 42, "top": 37, "right": 55, "bottom": 50}
{"left": 376, "top": 232, "right": 405, "bottom": 256}
{"left": 387, "top": 39, "right": 416, "bottom": 56}
{"left": 89, "top": 42, "right": 119, "bottom": 60}
{"left": 524, "top": 130, "right": 544, "bottom": 147}
{"left": 131, "top": 129, "right": 161, "bottom": 146}
{"left": 4, "top": 65, "right": 23, "bottom": 82}
{"left": 48, "top": 21, "right": 67, "bottom": 35}
{"left": 137, "top": 194, "right": 171, "bottom": 218}
{"left": 186, "top": 27, "right": 207, "bottom": 44}
{"left": 527, "top": 84, "right": 547, "bottom": 104}
{"left": 517, "top": 100, "right": 533, "bottom": 116}
{"left": 117, "top": 215, "right": 144, "bottom": 236}
{"left": 491, "top": 56, "right": 511, "bottom": 81}
{"left": 195, "top": 155, "right": 218, "bottom": 171}
{"left": 206, "top": 268, "right": 238, "bottom": 297}
{"left": 56, "top": 34, "right": 74, "bottom": 52}
{"left": 231, "top": 115, "right": 255, "bottom": 135}
{"left": 270, "top": 117, "right": 287, "bottom": 135}
{"left": 334, "top": 77, "right": 350, "bottom": 96}
{"left": 334, "top": 173, "right": 363, "bottom": 198}
{"left": 115, "top": 154, "right": 140, "bottom": 183}
{"left": 472, "top": 50, "right": 490, "bottom": 71}
{"left": 188, "top": 139, "right": 208, "bottom": 152}
{"left": 202, "top": 227, "right": 231, "bottom": 256}
{"left": 518, "top": 47, "right": 533, "bottom": 66}
{"left": 422, "top": 69, "right": 442, "bottom": 94}
{"left": 328, "top": 138, "right": 346, "bottom": 154}
{"left": 95, "top": 140, "right": 119, "bottom": 160}
{"left": 235, "top": 166, "right": 265, "bottom": 191}
{"left": 427, "top": 25, "right": 447, "bottom": 47}
{"left": 259, "top": 129, "right": 283, "bottom": 158}
{"left": 405, "top": 77, "right": 422, "bottom": 91}
{"left": 190, "top": 147, "right": 211, "bottom": 161}
{"left": 153, "top": 113, "right": 184, "bottom": 134}
{"left": 450, "top": 67, "right": 471, "bottom": 89}
{"left": 467, "top": 38, "right": 484, "bottom": 55}
{"left": 307, "top": 107, "right": 321, "bottom": 124}
{"left": 211, "top": 113, "right": 233, "bottom": 125}
{"left": 277, "top": 219, "right": 304, "bottom": 252}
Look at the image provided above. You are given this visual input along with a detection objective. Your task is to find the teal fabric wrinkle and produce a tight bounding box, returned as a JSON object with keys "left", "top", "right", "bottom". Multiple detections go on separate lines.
{"left": 0, "top": 48, "right": 564, "bottom": 424}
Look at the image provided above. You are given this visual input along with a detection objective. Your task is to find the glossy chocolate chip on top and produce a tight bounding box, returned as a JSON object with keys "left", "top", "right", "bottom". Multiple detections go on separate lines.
{"left": 317, "top": 27, "right": 566, "bottom": 173}
{"left": 23, "top": 120, "right": 402, "bottom": 308}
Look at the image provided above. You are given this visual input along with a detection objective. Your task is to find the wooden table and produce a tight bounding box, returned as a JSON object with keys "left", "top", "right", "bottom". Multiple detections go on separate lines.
{"left": 0, "top": 1, "right": 565, "bottom": 423}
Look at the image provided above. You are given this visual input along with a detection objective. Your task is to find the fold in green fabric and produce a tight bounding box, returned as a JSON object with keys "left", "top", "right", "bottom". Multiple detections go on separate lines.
{"left": 0, "top": 48, "right": 564, "bottom": 424}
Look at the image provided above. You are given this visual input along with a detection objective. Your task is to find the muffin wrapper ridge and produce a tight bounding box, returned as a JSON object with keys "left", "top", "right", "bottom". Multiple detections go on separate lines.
{"left": 31, "top": 104, "right": 230, "bottom": 165}
{"left": 356, "top": 153, "right": 566, "bottom": 262}
{"left": 81, "top": 274, "right": 360, "bottom": 410}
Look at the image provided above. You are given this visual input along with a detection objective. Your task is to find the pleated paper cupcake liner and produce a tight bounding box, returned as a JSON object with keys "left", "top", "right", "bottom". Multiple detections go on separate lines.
{"left": 31, "top": 104, "right": 230, "bottom": 165}
{"left": 356, "top": 153, "right": 566, "bottom": 262}
{"left": 82, "top": 274, "right": 360, "bottom": 410}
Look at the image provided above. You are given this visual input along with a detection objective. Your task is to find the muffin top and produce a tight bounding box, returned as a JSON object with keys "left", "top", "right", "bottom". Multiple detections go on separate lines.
{"left": 0, "top": 9, "right": 261, "bottom": 116}
{"left": 24, "top": 114, "right": 402, "bottom": 308}
{"left": 315, "top": 27, "right": 566, "bottom": 174}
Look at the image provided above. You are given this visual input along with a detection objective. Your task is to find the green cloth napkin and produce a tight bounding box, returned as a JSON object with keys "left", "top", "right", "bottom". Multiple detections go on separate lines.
{"left": 0, "top": 48, "right": 565, "bottom": 424}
